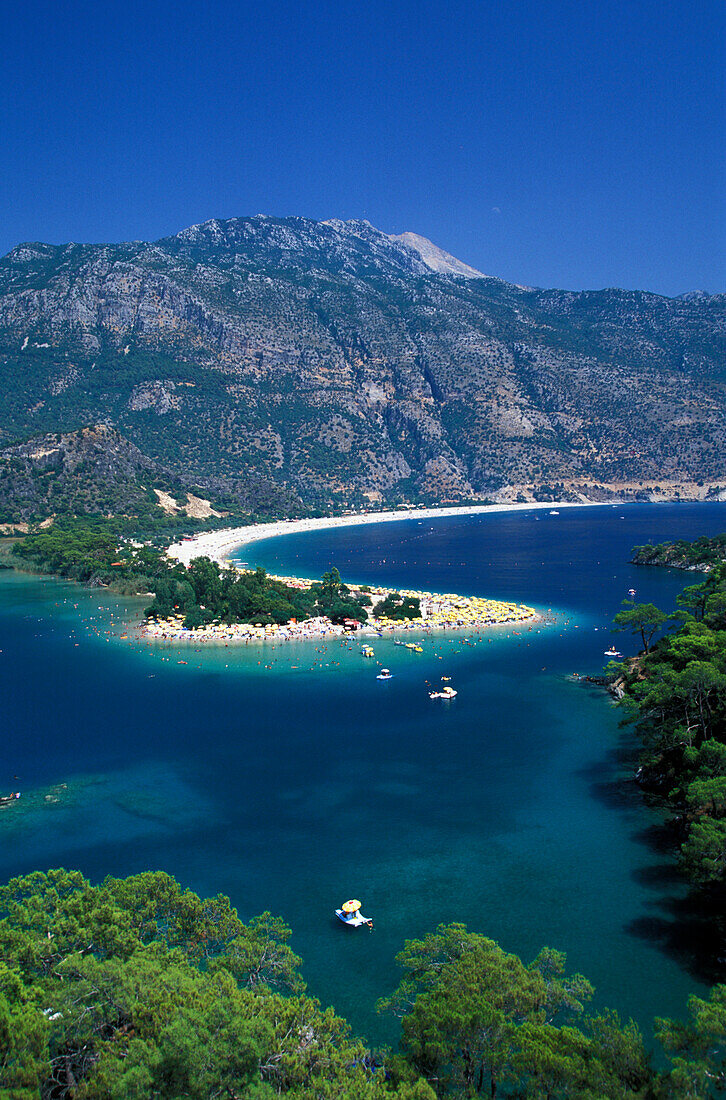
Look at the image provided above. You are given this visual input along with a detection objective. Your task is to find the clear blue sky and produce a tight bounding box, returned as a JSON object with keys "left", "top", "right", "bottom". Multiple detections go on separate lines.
{"left": 2, "top": 0, "right": 724, "bottom": 295}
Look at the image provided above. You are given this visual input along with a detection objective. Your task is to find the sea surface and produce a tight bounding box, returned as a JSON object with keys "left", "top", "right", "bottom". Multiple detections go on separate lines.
{"left": 1, "top": 501, "right": 725, "bottom": 1045}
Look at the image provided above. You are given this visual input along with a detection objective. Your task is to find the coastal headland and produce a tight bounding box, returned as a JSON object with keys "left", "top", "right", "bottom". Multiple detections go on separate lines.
{"left": 146, "top": 502, "right": 602, "bottom": 644}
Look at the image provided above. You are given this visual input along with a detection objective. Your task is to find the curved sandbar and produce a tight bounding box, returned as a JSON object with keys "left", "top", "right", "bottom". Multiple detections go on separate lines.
{"left": 167, "top": 500, "right": 607, "bottom": 568}
{"left": 145, "top": 502, "right": 604, "bottom": 644}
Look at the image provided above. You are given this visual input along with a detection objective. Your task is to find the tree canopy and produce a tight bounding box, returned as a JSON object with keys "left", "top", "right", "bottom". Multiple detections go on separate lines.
{"left": 615, "top": 564, "right": 726, "bottom": 887}
{"left": 377, "top": 924, "right": 652, "bottom": 1099}
{"left": 1, "top": 874, "right": 725, "bottom": 1098}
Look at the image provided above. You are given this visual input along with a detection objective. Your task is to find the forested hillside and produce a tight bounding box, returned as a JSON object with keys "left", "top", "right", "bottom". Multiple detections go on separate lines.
{"left": 616, "top": 563, "right": 726, "bottom": 892}
{"left": 0, "top": 216, "right": 724, "bottom": 519}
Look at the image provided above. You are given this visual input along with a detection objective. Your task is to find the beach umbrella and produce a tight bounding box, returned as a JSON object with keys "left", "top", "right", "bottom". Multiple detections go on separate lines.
{"left": 342, "top": 900, "right": 362, "bottom": 913}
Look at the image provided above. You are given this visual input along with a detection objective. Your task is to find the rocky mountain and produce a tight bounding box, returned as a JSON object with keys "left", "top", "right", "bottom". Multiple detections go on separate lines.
{"left": 0, "top": 215, "right": 724, "bottom": 519}
{"left": 387, "top": 232, "right": 485, "bottom": 278}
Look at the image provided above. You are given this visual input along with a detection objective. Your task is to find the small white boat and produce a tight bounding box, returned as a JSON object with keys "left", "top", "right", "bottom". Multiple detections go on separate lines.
{"left": 628, "top": 589, "right": 636, "bottom": 597}
{"left": 376, "top": 668, "right": 393, "bottom": 680}
{"left": 549, "top": 510, "right": 559, "bottom": 515}
{"left": 429, "top": 685, "right": 458, "bottom": 699}
{"left": 604, "top": 648, "right": 623, "bottom": 658}
{"left": 335, "top": 900, "right": 373, "bottom": 928}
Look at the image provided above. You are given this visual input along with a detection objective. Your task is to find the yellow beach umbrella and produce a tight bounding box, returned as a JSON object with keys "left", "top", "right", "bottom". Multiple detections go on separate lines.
{"left": 342, "top": 900, "right": 362, "bottom": 913}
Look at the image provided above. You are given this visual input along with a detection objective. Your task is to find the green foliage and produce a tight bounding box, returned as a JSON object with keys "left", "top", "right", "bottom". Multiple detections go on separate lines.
{"left": 656, "top": 984, "right": 726, "bottom": 1098}
{"left": 375, "top": 592, "right": 422, "bottom": 621}
{"left": 0, "top": 868, "right": 431, "bottom": 1099}
{"left": 11, "top": 522, "right": 372, "bottom": 629}
{"left": 616, "top": 564, "right": 726, "bottom": 886}
{"left": 305, "top": 567, "right": 370, "bottom": 623}
{"left": 13, "top": 519, "right": 128, "bottom": 584}
{"left": 378, "top": 923, "right": 654, "bottom": 1098}
{"left": 632, "top": 534, "right": 726, "bottom": 572}
{"left": 613, "top": 601, "right": 670, "bottom": 654}
{"left": 3, "top": 870, "right": 726, "bottom": 1098}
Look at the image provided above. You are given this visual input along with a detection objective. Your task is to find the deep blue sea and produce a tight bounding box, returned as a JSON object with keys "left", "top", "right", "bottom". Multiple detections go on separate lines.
{"left": 1, "top": 502, "right": 725, "bottom": 1045}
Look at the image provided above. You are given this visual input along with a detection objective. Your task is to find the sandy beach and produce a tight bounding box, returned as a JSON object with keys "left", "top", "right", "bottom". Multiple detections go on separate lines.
{"left": 137, "top": 502, "right": 603, "bottom": 645}
{"left": 142, "top": 590, "right": 540, "bottom": 645}
{"left": 167, "top": 500, "right": 609, "bottom": 568}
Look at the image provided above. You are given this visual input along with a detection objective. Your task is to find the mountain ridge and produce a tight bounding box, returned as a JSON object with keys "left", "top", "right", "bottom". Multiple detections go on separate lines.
{"left": 6, "top": 215, "right": 722, "bottom": 299}
{"left": 0, "top": 214, "right": 724, "bottom": 520}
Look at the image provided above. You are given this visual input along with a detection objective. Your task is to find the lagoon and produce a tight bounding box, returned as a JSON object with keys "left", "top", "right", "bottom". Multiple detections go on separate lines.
{"left": 1, "top": 502, "right": 725, "bottom": 1044}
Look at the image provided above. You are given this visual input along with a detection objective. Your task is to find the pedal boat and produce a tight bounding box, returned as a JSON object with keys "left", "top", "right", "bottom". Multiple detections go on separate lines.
{"left": 335, "top": 900, "right": 372, "bottom": 927}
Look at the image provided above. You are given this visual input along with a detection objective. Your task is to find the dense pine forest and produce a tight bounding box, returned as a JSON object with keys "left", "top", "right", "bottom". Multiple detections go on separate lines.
{"left": 631, "top": 536, "right": 726, "bottom": 572}
{"left": 616, "top": 559, "right": 726, "bottom": 889}
{"left": 1, "top": 868, "right": 725, "bottom": 1098}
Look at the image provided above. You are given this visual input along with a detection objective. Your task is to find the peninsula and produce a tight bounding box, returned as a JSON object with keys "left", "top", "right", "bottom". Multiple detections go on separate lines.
{"left": 146, "top": 503, "right": 557, "bottom": 642}
{"left": 631, "top": 532, "right": 726, "bottom": 572}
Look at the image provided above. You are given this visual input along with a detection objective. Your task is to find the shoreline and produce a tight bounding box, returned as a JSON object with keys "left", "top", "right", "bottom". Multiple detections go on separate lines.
{"left": 167, "top": 499, "right": 612, "bottom": 569}
{"left": 153, "top": 502, "right": 583, "bottom": 645}
{"left": 142, "top": 590, "right": 542, "bottom": 645}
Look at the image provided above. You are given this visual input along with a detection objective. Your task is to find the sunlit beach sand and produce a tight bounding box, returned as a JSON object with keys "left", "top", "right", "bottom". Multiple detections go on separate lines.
{"left": 143, "top": 502, "right": 599, "bottom": 644}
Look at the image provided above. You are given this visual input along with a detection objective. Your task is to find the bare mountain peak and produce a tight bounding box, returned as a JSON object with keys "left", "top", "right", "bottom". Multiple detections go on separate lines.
{"left": 389, "top": 231, "right": 485, "bottom": 278}
{"left": 171, "top": 216, "right": 485, "bottom": 280}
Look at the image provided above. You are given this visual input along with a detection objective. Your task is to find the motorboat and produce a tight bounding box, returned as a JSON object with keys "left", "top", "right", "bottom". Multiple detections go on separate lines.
{"left": 604, "top": 648, "right": 623, "bottom": 658}
{"left": 335, "top": 900, "right": 373, "bottom": 928}
{"left": 376, "top": 668, "right": 393, "bottom": 680}
{"left": 429, "top": 685, "right": 457, "bottom": 699}
{"left": 549, "top": 510, "right": 560, "bottom": 515}
{"left": 0, "top": 792, "right": 20, "bottom": 806}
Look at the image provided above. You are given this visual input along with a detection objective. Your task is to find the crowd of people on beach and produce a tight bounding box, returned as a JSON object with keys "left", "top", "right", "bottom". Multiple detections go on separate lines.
{"left": 141, "top": 584, "right": 538, "bottom": 645}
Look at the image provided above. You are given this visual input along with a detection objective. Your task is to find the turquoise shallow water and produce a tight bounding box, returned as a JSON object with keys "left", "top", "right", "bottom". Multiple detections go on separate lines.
{"left": 1, "top": 502, "right": 725, "bottom": 1045}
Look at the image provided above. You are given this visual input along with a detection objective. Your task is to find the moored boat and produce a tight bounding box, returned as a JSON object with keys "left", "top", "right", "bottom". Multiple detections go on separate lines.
{"left": 335, "top": 899, "right": 373, "bottom": 928}
{"left": 376, "top": 668, "right": 393, "bottom": 680}
{"left": 0, "top": 792, "right": 20, "bottom": 806}
{"left": 429, "top": 685, "right": 457, "bottom": 699}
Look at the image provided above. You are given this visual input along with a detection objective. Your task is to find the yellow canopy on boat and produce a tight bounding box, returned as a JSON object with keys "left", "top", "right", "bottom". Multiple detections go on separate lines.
{"left": 342, "top": 900, "right": 362, "bottom": 913}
